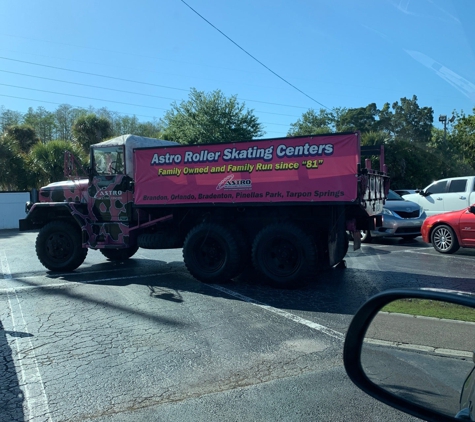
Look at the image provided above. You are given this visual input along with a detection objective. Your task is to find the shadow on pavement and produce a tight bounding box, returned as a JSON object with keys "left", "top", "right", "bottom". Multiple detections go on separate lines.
{"left": 0, "top": 319, "right": 26, "bottom": 422}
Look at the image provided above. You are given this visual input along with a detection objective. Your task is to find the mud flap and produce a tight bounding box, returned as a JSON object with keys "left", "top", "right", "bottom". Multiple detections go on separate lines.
{"left": 328, "top": 205, "right": 347, "bottom": 267}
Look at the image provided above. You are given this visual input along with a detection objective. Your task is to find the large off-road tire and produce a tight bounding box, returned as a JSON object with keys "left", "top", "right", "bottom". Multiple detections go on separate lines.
{"left": 252, "top": 223, "right": 318, "bottom": 289}
{"left": 100, "top": 245, "right": 138, "bottom": 261}
{"left": 36, "top": 221, "right": 87, "bottom": 271}
{"left": 183, "top": 223, "right": 244, "bottom": 283}
{"left": 431, "top": 225, "right": 460, "bottom": 254}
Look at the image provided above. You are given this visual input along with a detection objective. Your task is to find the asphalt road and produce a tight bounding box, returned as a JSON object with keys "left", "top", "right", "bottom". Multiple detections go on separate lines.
{"left": 1, "top": 230, "right": 475, "bottom": 422}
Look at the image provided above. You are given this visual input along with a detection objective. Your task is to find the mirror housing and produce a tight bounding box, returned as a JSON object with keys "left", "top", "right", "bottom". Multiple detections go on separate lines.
{"left": 343, "top": 288, "right": 475, "bottom": 422}
{"left": 469, "top": 205, "right": 475, "bottom": 214}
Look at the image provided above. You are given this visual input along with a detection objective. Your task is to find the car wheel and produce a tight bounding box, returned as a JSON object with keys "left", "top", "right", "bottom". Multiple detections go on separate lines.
{"left": 431, "top": 225, "right": 460, "bottom": 254}
{"left": 360, "top": 230, "right": 372, "bottom": 243}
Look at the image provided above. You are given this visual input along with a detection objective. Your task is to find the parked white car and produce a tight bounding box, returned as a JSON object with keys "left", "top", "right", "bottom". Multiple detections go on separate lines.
{"left": 403, "top": 176, "right": 475, "bottom": 217}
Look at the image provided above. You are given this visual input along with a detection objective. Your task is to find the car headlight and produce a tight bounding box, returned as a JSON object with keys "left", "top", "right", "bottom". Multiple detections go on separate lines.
{"left": 382, "top": 208, "right": 394, "bottom": 216}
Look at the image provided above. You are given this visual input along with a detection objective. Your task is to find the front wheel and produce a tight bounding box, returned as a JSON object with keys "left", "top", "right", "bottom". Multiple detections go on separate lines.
{"left": 100, "top": 245, "right": 138, "bottom": 261}
{"left": 431, "top": 225, "right": 459, "bottom": 254}
{"left": 36, "top": 221, "right": 87, "bottom": 271}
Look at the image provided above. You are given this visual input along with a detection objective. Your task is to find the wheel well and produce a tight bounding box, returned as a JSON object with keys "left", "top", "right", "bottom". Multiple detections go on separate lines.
{"left": 27, "top": 205, "right": 81, "bottom": 231}
{"left": 429, "top": 222, "right": 456, "bottom": 242}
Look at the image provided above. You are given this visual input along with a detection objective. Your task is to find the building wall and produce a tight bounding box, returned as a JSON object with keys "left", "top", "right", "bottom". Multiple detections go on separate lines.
{"left": 0, "top": 192, "right": 29, "bottom": 229}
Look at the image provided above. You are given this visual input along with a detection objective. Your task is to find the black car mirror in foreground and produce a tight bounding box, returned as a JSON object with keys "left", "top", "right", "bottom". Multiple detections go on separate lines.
{"left": 343, "top": 289, "right": 475, "bottom": 421}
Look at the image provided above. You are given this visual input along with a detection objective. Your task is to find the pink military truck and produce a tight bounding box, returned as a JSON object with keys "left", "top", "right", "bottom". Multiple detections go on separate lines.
{"left": 20, "top": 132, "right": 388, "bottom": 288}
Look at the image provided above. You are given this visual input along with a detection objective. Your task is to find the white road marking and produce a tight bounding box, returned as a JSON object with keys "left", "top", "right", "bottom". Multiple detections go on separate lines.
{"left": 1, "top": 250, "right": 53, "bottom": 421}
{"left": 207, "top": 284, "right": 345, "bottom": 341}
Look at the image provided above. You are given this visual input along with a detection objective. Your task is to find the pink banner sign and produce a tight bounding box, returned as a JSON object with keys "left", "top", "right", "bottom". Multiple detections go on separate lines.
{"left": 134, "top": 133, "right": 360, "bottom": 205}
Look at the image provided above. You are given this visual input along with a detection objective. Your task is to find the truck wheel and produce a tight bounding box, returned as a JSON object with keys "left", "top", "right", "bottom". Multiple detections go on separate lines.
{"left": 252, "top": 223, "right": 317, "bottom": 289}
{"left": 36, "top": 221, "right": 87, "bottom": 271}
{"left": 183, "top": 223, "right": 244, "bottom": 283}
{"left": 431, "top": 225, "right": 460, "bottom": 254}
{"left": 100, "top": 245, "right": 138, "bottom": 261}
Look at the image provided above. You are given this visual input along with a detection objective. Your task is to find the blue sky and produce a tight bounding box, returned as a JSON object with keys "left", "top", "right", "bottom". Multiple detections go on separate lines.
{"left": 0, "top": 0, "right": 474, "bottom": 138}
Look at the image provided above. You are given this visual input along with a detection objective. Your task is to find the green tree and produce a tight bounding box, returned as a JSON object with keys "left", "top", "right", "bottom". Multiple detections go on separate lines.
{"left": 451, "top": 108, "right": 475, "bottom": 169}
{"left": 54, "top": 104, "right": 87, "bottom": 141}
{"left": 0, "top": 106, "right": 22, "bottom": 133}
{"left": 161, "top": 88, "right": 264, "bottom": 144}
{"left": 287, "top": 108, "right": 334, "bottom": 136}
{"left": 0, "top": 135, "right": 30, "bottom": 190}
{"left": 335, "top": 103, "right": 379, "bottom": 133}
{"left": 3, "top": 125, "right": 40, "bottom": 152}
{"left": 29, "top": 140, "right": 88, "bottom": 186}
{"left": 24, "top": 106, "right": 57, "bottom": 143}
{"left": 72, "top": 114, "right": 113, "bottom": 151}
{"left": 378, "top": 96, "right": 434, "bottom": 143}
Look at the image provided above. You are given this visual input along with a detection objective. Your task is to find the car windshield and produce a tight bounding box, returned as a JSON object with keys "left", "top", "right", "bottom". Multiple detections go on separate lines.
{"left": 386, "top": 190, "right": 404, "bottom": 201}
{"left": 2, "top": 2, "right": 475, "bottom": 422}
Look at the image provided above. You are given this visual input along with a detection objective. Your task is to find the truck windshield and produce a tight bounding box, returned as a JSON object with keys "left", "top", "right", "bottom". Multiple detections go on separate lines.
{"left": 93, "top": 146, "right": 125, "bottom": 175}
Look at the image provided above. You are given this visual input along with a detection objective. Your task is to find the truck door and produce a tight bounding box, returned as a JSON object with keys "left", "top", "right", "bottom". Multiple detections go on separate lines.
{"left": 445, "top": 178, "right": 470, "bottom": 212}
{"left": 420, "top": 180, "right": 447, "bottom": 216}
{"left": 89, "top": 146, "right": 133, "bottom": 223}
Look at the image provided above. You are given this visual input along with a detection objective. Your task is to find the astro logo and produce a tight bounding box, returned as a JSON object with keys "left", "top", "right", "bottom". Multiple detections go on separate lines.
{"left": 94, "top": 189, "right": 123, "bottom": 198}
{"left": 216, "top": 174, "right": 252, "bottom": 191}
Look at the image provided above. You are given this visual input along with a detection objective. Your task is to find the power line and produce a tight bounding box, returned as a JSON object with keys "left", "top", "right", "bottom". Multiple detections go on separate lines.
{"left": 0, "top": 94, "right": 291, "bottom": 128}
{"left": 0, "top": 71, "right": 301, "bottom": 118}
{"left": 0, "top": 94, "right": 160, "bottom": 119}
{"left": 0, "top": 55, "right": 310, "bottom": 110}
{"left": 0, "top": 83, "right": 169, "bottom": 111}
{"left": 180, "top": 0, "right": 329, "bottom": 110}
{"left": 0, "top": 56, "right": 190, "bottom": 93}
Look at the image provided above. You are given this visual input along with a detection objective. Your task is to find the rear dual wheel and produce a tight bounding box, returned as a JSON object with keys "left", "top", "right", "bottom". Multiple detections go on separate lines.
{"left": 252, "top": 223, "right": 318, "bottom": 289}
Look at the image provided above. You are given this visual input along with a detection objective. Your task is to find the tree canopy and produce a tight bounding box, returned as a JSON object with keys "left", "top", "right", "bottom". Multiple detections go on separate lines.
{"left": 72, "top": 114, "right": 113, "bottom": 152}
{"left": 1, "top": 94, "right": 474, "bottom": 191}
{"left": 161, "top": 88, "right": 264, "bottom": 144}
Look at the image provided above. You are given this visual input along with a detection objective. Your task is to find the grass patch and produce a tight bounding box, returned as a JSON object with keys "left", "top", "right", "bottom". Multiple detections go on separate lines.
{"left": 382, "top": 299, "right": 475, "bottom": 323}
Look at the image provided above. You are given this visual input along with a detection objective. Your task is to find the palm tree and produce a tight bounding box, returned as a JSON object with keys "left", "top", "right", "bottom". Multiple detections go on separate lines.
{"left": 29, "top": 140, "right": 88, "bottom": 187}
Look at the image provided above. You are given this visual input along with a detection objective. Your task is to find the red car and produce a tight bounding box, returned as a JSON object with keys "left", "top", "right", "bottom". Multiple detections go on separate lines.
{"left": 421, "top": 205, "right": 475, "bottom": 253}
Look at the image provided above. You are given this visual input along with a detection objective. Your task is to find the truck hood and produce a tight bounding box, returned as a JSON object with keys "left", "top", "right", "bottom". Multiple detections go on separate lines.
{"left": 399, "top": 193, "right": 423, "bottom": 205}
{"left": 39, "top": 179, "right": 89, "bottom": 203}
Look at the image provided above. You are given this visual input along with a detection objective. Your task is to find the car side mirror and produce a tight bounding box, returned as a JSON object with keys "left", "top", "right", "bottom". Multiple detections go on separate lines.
{"left": 344, "top": 288, "right": 475, "bottom": 422}
{"left": 419, "top": 190, "right": 428, "bottom": 197}
{"left": 470, "top": 205, "right": 475, "bottom": 214}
